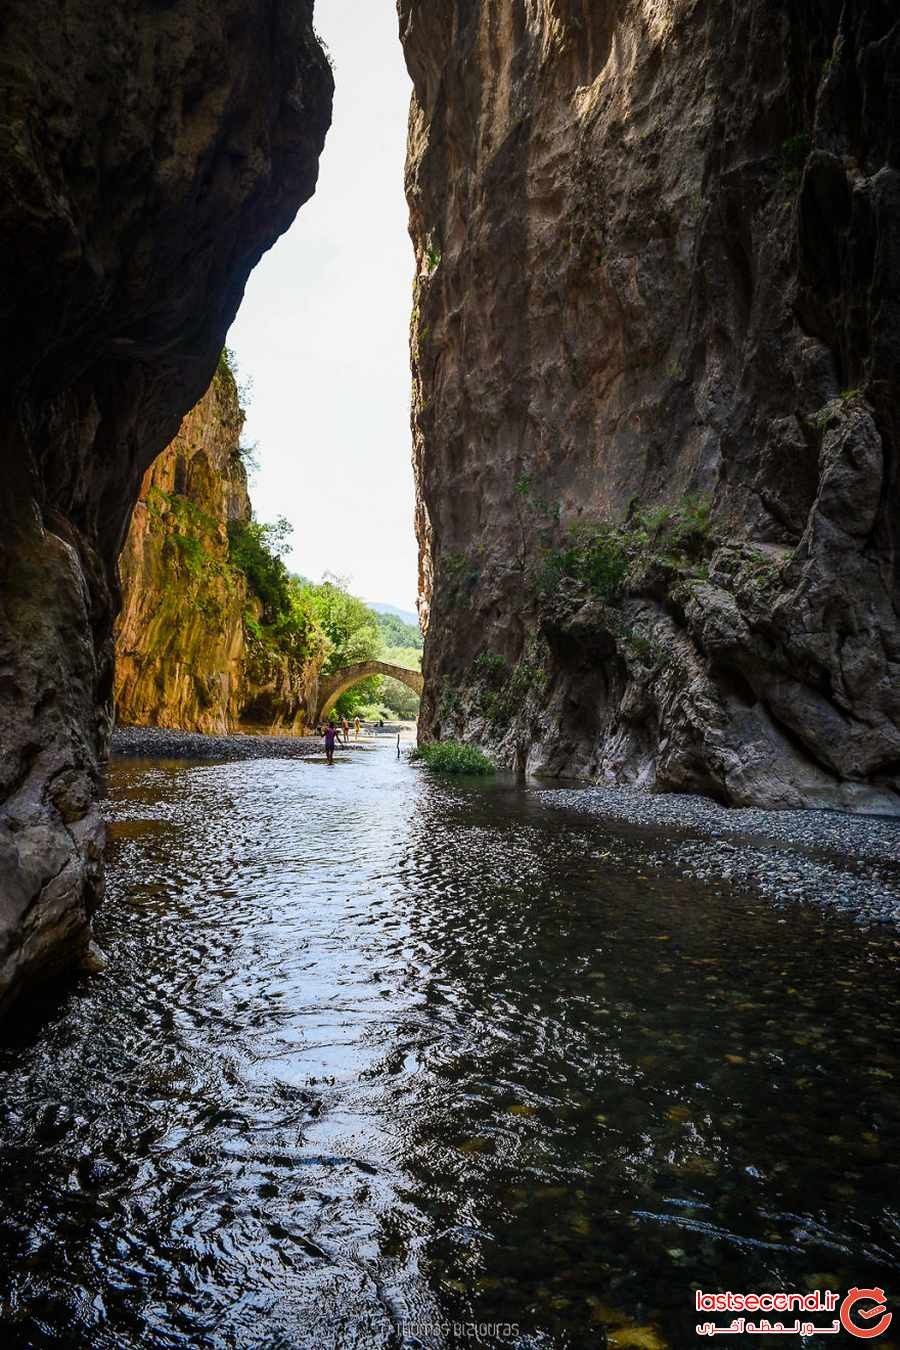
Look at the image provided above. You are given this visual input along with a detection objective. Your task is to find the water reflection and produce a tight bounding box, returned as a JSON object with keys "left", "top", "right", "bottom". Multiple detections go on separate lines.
{"left": 0, "top": 748, "right": 897, "bottom": 1348}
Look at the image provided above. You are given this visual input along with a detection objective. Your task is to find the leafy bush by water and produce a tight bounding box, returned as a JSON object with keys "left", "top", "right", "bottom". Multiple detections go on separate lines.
{"left": 411, "top": 740, "right": 495, "bottom": 775}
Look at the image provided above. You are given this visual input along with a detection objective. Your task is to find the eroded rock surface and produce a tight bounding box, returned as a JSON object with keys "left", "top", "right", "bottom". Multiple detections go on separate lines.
{"left": 0, "top": 0, "right": 332, "bottom": 1013}
{"left": 115, "top": 363, "right": 319, "bottom": 735}
{"left": 400, "top": 0, "right": 899, "bottom": 812}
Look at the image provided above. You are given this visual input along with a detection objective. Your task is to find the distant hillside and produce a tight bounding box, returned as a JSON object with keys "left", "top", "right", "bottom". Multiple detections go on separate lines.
{"left": 372, "top": 605, "right": 423, "bottom": 651}
{"left": 368, "top": 602, "right": 419, "bottom": 628}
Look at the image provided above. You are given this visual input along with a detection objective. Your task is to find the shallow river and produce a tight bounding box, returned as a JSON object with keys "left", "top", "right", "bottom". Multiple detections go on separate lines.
{"left": 1, "top": 743, "right": 898, "bottom": 1349}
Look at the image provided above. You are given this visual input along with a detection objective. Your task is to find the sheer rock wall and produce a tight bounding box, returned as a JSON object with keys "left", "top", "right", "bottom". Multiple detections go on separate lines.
{"left": 400, "top": 0, "right": 899, "bottom": 812}
{"left": 0, "top": 0, "right": 332, "bottom": 1013}
{"left": 115, "top": 367, "right": 318, "bottom": 737}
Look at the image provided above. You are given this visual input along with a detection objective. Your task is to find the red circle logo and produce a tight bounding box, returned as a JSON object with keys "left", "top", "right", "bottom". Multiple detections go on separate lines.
{"left": 841, "top": 1288, "right": 892, "bottom": 1339}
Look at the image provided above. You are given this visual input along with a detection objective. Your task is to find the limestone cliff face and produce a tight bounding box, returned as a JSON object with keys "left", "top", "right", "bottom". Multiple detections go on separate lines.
{"left": 115, "top": 365, "right": 317, "bottom": 735}
{"left": 401, "top": 1, "right": 899, "bottom": 812}
{"left": 116, "top": 366, "right": 250, "bottom": 735}
{"left": 0, "top": 1, "right": 332, "bottom": 1014}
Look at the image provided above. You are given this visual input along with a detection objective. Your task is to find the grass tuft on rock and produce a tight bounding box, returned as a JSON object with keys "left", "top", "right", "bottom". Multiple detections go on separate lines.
{"left": 411, "top": 740, "right": 494, "bottom": 776}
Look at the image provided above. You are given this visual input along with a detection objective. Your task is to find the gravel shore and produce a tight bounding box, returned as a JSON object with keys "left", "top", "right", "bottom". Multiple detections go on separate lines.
{"left": 538, "top": 785, "right": 900, "bottom": 927}
{"left": 111, "top": 725, "right": 325, "bottom": 761}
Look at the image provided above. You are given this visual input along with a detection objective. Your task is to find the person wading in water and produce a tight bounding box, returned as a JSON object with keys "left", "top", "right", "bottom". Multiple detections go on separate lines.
{"left": 324, "top": 720, "right": 338, "bottom": 765}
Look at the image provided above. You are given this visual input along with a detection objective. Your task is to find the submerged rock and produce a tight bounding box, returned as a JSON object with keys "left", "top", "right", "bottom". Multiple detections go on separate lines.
{"left": 80, "top": 941, "right": 108, "bottom": 975}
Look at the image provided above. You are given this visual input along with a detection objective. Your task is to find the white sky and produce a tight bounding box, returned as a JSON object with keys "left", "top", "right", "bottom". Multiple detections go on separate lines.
{"left": 227, "top": 0, "right": 417, "bottom": 612}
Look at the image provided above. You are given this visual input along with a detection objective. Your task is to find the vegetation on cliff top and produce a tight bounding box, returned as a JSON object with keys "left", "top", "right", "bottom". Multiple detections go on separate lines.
{"left": 218, "top": 347, "right": 253, "bottom": 413}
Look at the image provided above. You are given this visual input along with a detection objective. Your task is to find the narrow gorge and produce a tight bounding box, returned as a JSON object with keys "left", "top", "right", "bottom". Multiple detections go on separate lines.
{"left": 402, "top": 0, "right": 899, "bottom": 813}
{"left": 1, "top": 6, "right": 899, "bottom": 1347}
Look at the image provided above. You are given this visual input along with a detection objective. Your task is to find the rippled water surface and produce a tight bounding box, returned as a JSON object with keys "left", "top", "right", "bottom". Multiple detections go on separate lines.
{"left": 1, "top": 744, "right": 899, "bottom": 1349}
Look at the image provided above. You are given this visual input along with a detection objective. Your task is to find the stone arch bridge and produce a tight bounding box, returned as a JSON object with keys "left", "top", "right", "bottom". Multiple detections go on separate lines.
{"left": 314, "top": 662, "right": 423, "bottom": 722}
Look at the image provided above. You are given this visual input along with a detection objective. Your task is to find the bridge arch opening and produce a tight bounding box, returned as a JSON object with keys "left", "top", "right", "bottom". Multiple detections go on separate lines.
{"left": 315, "top": 661, "right": 424, "bottom": 723}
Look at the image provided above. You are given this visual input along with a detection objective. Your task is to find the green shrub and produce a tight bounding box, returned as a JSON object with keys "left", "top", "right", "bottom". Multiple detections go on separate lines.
{"left": 780, "top": 132, "right": 811, "bottom": 189}
{"left": 443, "top": 551, "right": 480, "bottom": 607}
{"left": 665, "top": 493, "right": 713, "bottom": 560}
{"left": 411, "top": 740, "right": 494, "bottom": 776}
{"left": 172, "top": 531, "right": 208, "bottom": 576}
{"left": 218, "top": 346, "right": 237, "bottom": 388}
{"left": 473, "top": 649, "right": 509, "bottom": 684}
{"left": 227, "top": 518, "right": 292, "bottom": 622}
{"left": 539, "top": 522, "right": 630, "bottom": 602}
{"left": 217, "top": 346, "right": 253, "bottom": 407}
{"left": 537, "top": 494, "right": 715, "bottom": 603}
{"left": 508, "top": 660, "right": 545, "bottom": 698}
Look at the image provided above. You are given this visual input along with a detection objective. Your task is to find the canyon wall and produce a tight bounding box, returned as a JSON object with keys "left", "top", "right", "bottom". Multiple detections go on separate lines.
{"left": 115, "top": 362, "right": 318, "bottom": 735}
{"left": 401, "top": 0, "right": 900, "bottom": 812}
{"left": 0, "top": 1, "right": 332, "bottom": 1014}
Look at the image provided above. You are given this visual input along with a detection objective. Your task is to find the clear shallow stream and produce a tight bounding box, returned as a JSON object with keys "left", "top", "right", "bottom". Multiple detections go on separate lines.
{"left": 0, "top": 743, "right": 898, "bottom": 1349}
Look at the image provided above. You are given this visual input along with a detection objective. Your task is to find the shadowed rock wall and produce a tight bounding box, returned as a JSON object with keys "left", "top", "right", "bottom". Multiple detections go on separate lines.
{"left": 401, "top": 0, "right": 899, "bottom": 812}
{"left": 0, "top": 0, "right": 332, "bottom": 1013}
